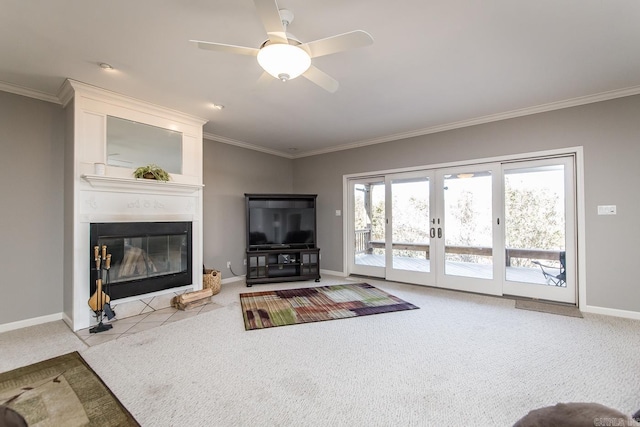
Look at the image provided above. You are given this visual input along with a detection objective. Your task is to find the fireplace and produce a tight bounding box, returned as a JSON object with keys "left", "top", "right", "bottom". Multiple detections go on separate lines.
{"left": 90, "top": 222, "right": 193, "bottom": 300}
{"left": 62, "top": 80, "right": 206, "bottom": 331}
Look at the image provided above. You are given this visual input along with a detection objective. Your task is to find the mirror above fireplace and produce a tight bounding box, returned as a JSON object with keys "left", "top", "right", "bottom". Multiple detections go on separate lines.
{"left": 106, "top": 116, "right": 183, "bottom": 174}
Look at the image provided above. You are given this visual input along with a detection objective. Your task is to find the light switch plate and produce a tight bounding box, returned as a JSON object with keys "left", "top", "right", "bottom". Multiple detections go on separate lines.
{"left": 597, "top": 205, "right": 617, "bottom": 215}
{"left": 335, "top": 210, "right": 341, "bottom": 216}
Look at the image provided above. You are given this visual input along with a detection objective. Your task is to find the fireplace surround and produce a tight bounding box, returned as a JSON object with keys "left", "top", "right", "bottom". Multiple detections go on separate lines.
{"left": 60, "top": 80, "right": 207, "bottom": 331}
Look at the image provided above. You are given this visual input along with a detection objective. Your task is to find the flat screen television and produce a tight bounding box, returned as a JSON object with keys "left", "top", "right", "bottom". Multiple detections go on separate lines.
{"left": 245, "top": 194, "right": 317, "bottom": 250}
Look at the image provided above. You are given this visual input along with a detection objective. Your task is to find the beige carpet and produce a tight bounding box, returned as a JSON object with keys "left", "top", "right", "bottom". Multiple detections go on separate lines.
{"left": 2, "top": 275, "right": 639, "bottom": 425}
{"left": 515, "top": 299, "right": 584, "bottom": 318}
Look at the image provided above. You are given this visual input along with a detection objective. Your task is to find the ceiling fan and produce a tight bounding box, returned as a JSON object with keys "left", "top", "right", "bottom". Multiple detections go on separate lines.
{"left": 190, "top": 0, "right": 374, "bottom": 93}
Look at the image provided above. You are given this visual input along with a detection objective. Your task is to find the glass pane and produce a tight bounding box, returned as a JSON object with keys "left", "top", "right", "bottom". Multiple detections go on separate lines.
{"left": 504, "top": 164, "right": 566, "bottom": 286}
{"left": 391, "top": 177, "right": 430, "bottom": 272}
{"left": 354, "top": 181, "right": 385, "bottom": 267}
{"left": 443, "top": 171, "right": 493, "bottom": 279}
{"left": 107, "top": 116, "right": 183, "bottom": 174}
{"left": 100, "top": 234, "right": 188, "bottom": 283}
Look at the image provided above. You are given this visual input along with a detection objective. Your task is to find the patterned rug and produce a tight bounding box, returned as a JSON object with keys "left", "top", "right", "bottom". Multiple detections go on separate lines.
{"left": 0, "top": 352, "right": 139, "bottom": 426}
{"left": 240, "top": 282, "right": 419, "bottom": 330}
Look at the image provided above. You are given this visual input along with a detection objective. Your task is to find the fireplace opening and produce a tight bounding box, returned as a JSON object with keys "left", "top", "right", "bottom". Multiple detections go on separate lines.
{"left": 90, "top": 222, "right": 192, "bottom": 300}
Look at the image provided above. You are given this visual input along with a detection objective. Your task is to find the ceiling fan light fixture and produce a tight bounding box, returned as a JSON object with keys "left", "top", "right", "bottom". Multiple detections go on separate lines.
{"left": 257, "top": 43, "right": 311, "bottom": 81}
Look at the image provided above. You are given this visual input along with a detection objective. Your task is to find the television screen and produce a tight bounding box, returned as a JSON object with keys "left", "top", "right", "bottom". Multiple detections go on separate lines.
{"left": 246, "top": 197, "right": 316, "bottom": 249}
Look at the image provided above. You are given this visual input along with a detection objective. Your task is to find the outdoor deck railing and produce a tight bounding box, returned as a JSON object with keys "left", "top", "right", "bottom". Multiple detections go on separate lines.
{"left": 355, "top": 230, "right": 562, "bottom": 264}
{"left": 355, "top": 229, "right": 371, "bottom": 255}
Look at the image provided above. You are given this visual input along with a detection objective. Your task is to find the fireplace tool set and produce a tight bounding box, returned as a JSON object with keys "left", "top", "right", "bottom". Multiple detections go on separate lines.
{"left": 88, "top": 245, "right": 116, "bottom": 333}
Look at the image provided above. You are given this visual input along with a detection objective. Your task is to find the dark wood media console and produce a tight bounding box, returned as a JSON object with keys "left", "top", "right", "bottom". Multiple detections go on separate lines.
{"left": 245, "top": 193, "right": 321, "bottom": 287}
{"left": 246, "top": 247, "right": 320, "bottom": 286}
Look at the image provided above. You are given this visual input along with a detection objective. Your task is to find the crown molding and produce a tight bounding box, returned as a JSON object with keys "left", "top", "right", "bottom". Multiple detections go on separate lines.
{"left": 59, "top": 79, "right": 208, "bottom": 126}
{"left": 291, "top": 85, "right": 640, "bottom": 158}
{"left": 203, "top": 132, "right": 293, "bottom": 159}
{"left": 4, "top": 77, "right": 639, "bottom": 160}
{"left": 0, "top": 80, "right": 60, "bottom": 104}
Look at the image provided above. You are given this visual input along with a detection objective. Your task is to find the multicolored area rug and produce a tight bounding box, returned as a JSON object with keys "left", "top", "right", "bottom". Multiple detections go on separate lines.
{"left": 0, "top": 351, "right": 139, "bottom": 426}
{"left": 240, "top": 282, "right": 419, "bottom": 330}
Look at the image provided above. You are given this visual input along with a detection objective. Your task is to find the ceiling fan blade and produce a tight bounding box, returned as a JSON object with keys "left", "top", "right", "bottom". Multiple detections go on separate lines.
{"left": 190, "top": 40, "right": 258, "bottom": 56}
{"left": 302, "top": 65, "right": 339, "bottom": 93}
{"left": 300, "top": 30, "right": 373, "bottom": 58}
{"left": 253, "top": 0, "right": 288, "bottom": 44}
{"left": 299, "top": 30, "right": 374, "bottom": 58}
{"left": 255, "top": 71, "right": 275, "bottom": 89}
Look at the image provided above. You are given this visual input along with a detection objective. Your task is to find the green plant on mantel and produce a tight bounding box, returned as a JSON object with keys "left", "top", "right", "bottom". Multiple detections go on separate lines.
{"left": 133, "top": 164, "right": 171, "bottom": 181}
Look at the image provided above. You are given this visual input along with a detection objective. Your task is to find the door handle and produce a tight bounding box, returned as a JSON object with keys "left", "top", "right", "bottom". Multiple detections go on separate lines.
{"left": 430, "top": 228, "right": 435, "bottom": 238}
{"left": 438, "top": 228, "right": 442, "bottom": 238}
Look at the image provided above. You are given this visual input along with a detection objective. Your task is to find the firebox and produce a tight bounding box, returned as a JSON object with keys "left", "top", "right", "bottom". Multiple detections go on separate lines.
{"left": 89, "top": 222, "right": 192, "bottom": 300}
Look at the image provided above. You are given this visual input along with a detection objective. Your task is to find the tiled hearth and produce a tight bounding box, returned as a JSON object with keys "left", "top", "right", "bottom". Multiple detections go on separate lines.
{"left": 76, "top": 302, "right": 222, "bottom": 346}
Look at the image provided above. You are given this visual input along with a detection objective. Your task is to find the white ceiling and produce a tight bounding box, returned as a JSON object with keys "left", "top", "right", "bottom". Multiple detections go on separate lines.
{"left": 2, "top": 0, "right": 640, "bottom": 157}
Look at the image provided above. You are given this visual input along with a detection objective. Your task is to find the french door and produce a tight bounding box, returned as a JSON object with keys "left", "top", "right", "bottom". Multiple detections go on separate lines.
{"left": 501, "top": 157, "right": 576, "bottom": 303}
{"left": 347, "top": 156, "right": 577, "bottom": 304}
{"left": 385, "top": 172, "right": 436, "bottom": 285}
{"left": 350, "top": 177, "right": 386, "bottom": 278}
{"left": 434, "top": 164, "right": 502, "bottom": 296}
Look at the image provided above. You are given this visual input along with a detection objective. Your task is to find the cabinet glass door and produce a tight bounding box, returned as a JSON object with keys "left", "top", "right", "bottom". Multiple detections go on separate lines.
{"left": 248, "top": 254, "right": 267, "bottom": 279}
{"left": 301, "top": 251, "right": 319, "bottom": 276}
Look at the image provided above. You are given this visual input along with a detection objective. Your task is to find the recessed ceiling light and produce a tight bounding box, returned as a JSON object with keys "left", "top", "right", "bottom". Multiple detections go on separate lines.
{"left": 98, "top": 62, "right": 114, "bottom": 70}
{"left": 211, "top": 104, "right": 225, "bottom": 110}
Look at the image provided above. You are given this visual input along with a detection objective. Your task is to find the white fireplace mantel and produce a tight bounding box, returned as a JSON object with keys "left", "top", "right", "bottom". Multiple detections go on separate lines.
{"left": 82, "top": 174, "right": 204, "bottom": 194}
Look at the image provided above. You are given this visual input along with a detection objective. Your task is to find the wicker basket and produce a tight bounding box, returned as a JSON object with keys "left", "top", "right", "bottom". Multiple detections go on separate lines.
{"left": 203, "top": 269, "right": 221, "bottom": 295}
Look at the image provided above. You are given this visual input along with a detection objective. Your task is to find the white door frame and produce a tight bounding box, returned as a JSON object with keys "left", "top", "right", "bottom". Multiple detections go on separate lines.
{"left": 342, "top": 147, "right": 586, "bottom": 307}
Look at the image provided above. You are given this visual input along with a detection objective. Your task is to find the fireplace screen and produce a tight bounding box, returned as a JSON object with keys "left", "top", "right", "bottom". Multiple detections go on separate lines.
{"left": 102, "top": 235, "right": 187, "bottom": 282}
{"left": 90, "top": 222, "right": 192, "bottom": 300}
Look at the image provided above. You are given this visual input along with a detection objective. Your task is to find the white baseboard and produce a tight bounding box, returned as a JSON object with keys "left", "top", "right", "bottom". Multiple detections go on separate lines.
{"left": 62, "top": 312, "right": 73, "bottom": 330}
{"left": 222, "top": 275, "right": 245, "bottom": 285}
{"left": 320, "top": 269, "right": 347, "bottom": 277}
{"left": 0, "top": 312, "right": 64, "bottom": 334}
{"left": 581, "top": 304, "right": 640, "bottom": 320}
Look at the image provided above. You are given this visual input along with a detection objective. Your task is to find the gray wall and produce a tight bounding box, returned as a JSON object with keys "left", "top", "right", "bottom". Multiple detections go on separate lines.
{"left": 1, "top": 91, "right": 638, "bottom": 325}
{"left": 0, "top": 91, "right": 65, "bottom": 325}
{"left": 202, "top": 140, "right": 293, "bottom": 279}
{"left": 292, "top": 94, "right": 640, "bottom": 313}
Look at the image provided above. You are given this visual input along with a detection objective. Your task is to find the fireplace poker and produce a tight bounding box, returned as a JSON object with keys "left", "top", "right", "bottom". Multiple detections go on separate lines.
{"left": 103, "top": 253, "right": 116, "bottom": 320}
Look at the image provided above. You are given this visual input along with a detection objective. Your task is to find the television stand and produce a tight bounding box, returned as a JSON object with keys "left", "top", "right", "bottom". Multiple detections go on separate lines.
{"left": 246, "top": 248, "right": 320, "bottom": 287}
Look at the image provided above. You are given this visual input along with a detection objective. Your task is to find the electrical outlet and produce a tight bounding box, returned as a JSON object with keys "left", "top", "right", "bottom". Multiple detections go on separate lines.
{"left": 226, "top": 261, "right": 231, "bottom": 268}
{"left": 243, "top": 259, "right": 247, "bottom": 265}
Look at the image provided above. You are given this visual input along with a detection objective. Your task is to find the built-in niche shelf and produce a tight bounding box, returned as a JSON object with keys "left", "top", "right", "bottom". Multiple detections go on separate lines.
{"left": 82, "top": 174, "right": 204, "bottom": 195}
